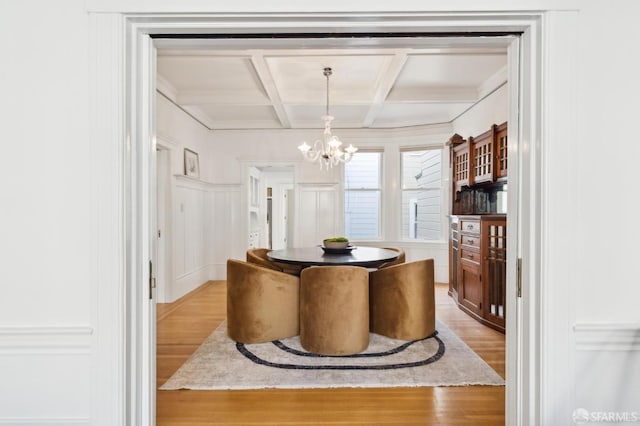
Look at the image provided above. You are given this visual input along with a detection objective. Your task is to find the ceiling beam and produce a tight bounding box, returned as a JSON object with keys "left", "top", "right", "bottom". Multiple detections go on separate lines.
{"left": 385, "top": 86, "right": 479, "bottom": 103}
{"left": 250, "top": 53, "right": 291, "bottom": 128}
{"left": 362, "top": 52, "right": 409, "bottom": 128}
{"left": 176, "top": 90, "right": 271, "bottom": 105}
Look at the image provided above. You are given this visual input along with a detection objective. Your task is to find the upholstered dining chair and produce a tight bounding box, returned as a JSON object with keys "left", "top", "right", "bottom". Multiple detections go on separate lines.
{"left": 246, "top": 248, "right": 282, "bottom": 271}
{"left": 369, "top": 258, "right": 435, "bottom": 340}
{"left": 299, "top": 265, "right": 370, "bottom": 355}
{"left": 378, "top": 246, "right": 406, "bottom": 269}
{"left": 246, "top": 247, "right": 302, "bottom": 275}
{"left": 226, "top": 259, "right": 300, "bottom": 343}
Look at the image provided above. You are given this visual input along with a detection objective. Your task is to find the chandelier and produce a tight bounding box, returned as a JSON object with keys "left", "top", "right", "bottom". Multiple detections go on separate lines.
{"left": 298, "top": 67, "right": 358, "bottom": 169}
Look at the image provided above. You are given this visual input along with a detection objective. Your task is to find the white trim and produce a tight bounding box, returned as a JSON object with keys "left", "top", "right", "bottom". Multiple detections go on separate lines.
{"left": 129, "top": 26, "right": 157, "bottom": 426}
{"left": 574, "top": 323, "right": 640, "bottom": 352}
{"left": 85, "top": 9, "right": 579, "bottom": 426}
{"left": 89, "top": 12, "right": 126, "bottom": 426}
{"left": 296, "top": 182, "right": 341, "bottom": 188}
{"left": 505, "top": 35, "right": 522, "bottom": 426}
{"left": 86, "top": 1, "right": 580, "bottom": 13}
{"left": 0, "top": 326, "right": 93, "bottom": 355}
{"left": 174, "top": 175, "right": 241, "bottom": 191}
{"left": 478, "top": 65, "right": 508, "bottom": 99}
{"left": 174, "top": 263, "right": 211, "bottom": 281}
{"left": 155, "top": 74, "right": 178, "bottom": 102}
{"left": 155, "top": 133, "right": 180, "bottom": 148}
{"left": 539, "top": 11, "right": 579, "bottom": 426}
{"left": 0, "top": 418, "right": 90, "bottom": 425}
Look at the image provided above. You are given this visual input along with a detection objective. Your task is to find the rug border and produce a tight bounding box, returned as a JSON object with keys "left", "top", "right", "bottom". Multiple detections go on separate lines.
{"left": 160, "top": 320, "right": 505, "bottom": 391}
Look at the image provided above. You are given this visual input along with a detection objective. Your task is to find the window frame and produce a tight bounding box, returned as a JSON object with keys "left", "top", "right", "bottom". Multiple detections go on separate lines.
{"left": 343, "top": 149, "right": 383, "bottom": 241}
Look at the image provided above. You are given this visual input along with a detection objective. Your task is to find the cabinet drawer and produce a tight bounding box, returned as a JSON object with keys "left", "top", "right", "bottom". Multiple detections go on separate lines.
{"left": 460, "top": 248, "right": 481, "bottom": 266}
{"left": 460, "top": 234, "right": 480, "bottom": 248}
{"left": 460, "top": 219, "right": 480, "bottom": 234}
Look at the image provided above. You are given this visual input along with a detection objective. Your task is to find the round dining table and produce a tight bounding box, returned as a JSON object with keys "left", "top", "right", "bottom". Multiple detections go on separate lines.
{"left": 267, "top": 246, "right": 399, "bottom": 269}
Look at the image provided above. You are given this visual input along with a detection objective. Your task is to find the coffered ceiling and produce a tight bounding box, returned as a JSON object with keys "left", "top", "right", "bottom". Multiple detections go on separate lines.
{"left": 156, "top": 44, "right": 507, "bottom": 131}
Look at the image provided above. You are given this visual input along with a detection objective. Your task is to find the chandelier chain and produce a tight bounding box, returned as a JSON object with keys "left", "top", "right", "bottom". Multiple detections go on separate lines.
{"left": 324, "top": 67, "right": 331, "bottom": 116}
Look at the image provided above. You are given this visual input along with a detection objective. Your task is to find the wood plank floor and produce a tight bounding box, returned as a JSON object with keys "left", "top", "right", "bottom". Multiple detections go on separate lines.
{"left": 157, "top": 282, "right": 505, "bottom": 425}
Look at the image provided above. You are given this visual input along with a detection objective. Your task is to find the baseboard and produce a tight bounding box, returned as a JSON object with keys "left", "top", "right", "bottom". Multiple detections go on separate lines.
{"left": 172, "top": 264, "right": 211, "bottom": 302}
{"left": 208, "top": 262, "right": 227, "bottom": 280}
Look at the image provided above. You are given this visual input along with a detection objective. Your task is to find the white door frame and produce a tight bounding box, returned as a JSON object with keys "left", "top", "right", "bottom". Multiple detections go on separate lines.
{"left": 155, "top": 145, "right": 171, "bottom": 303}
{"left": 89, "top": 9, "right": 578, "bottom": 426}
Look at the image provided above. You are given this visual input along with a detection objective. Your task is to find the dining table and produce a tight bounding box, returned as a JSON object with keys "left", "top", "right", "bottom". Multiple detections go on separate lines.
{"left": 267, "top": 246, "right": 399, "bottom": 269}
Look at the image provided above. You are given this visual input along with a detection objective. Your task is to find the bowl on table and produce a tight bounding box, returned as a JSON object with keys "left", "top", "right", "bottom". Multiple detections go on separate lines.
{"left": 321, "top": 238, "right": 355, "bottom": 254}
{"left": 323, "top": 240, "right": 350, "bottom": 249}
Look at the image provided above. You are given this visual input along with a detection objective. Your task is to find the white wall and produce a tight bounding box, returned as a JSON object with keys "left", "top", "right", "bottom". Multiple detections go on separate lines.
{"left": 156, "top": 93, "right": 215, "bottom": 182}
{"left": 2, "top": 1, "right": 640, "bottom": 425}
{"left": 0, "top": 1, "right": 92, "bottom": 423}
{"left": 571, "top": 0, "right": 640, "bottom": 416}
{"left": 452, "top": 83, "right": 509, "bottom": 138}
{"left": 157, "top": 94, "right": 243, "bottom": 301}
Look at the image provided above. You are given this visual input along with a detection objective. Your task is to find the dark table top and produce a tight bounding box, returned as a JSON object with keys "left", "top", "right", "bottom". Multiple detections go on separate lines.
{"left": 267, "top": 246, "right": 399, "bottom": 268}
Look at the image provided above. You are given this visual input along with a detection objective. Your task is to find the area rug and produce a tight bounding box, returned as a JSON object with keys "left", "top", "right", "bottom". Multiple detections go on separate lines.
{"left": 160, "top": 320, "right": 504, "bottom": 390}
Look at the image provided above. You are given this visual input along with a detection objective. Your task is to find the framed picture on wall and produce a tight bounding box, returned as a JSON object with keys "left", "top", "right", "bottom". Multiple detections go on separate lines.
{"left": 184, "top": 148, "right": 200, "bottom": 178}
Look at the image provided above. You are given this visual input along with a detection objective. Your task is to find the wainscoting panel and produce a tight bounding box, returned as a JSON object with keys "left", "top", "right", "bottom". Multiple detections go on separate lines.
{"left": 573, "top": 323, "right": 640, "bottom": 416}
{"left": 0, "top": 326, "right": 91, "bottom": 422}
{"left": 207, "top": 186, "right": 243, "bottom": 281}
{"left": 171, "top": 177, "right": 242, "bottom": 301}
{"left": 296, "top": 184, "right": 340, "bottom": 247}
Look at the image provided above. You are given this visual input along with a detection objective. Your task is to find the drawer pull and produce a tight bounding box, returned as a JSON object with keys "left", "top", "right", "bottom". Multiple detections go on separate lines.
{"left": 467, "top": 224, "right": 474, "bottom": 229}
{"left": 467, "top": 239, "right": 474, "bottom": 244}
{"left": 467, "top": 253, "right": 474, "bottom": 259}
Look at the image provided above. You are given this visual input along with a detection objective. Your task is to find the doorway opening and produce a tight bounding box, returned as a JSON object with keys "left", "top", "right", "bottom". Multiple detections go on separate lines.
{"left": 116, "top": 12, "right": 549, "bottom": 424}
{"left": 152, "top": 33, "right": 518, "bottom": 424}
{"left": 247, "top": 164, "right": 295, "bottom": 250}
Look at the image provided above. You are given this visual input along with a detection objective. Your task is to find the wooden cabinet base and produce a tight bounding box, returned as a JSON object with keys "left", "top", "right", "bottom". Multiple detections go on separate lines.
{"left": 455, "top": 301, "right": 505, "bottom": 333}
{"left": 449, "top": 214, "right": 506, "bottom": 334}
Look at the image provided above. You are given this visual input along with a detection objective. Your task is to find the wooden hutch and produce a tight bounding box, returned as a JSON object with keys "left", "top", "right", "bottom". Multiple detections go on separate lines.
{"left": 448, "top": 122, "right": 508, "bottom": 333}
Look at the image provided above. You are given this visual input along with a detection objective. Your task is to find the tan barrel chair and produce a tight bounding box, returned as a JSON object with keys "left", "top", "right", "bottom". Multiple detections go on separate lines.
{"left": 377, "top": 247, "right": 406, "bottom": 269}
{"left": 246, "top": 248, "right": 282, "bottom": 271}
{"left": 299, "top": 266, "right": 370, "bottom": 355}
{"left": 369, "top": 258, "right": 435, "bottom": 340}
{"left": 246, "top": 247, "right": 302, "bottom": 275}
{"left": 226, "top": 259, "right": 300, "bottom": 343}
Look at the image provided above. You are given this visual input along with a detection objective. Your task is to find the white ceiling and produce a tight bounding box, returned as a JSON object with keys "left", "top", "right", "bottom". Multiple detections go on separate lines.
{"left": 156, "top": 44, "right": 507, "bottom": 131}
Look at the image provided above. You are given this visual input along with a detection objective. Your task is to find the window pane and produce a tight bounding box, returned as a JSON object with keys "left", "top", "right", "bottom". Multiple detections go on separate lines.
{"left": 402, "top": 150, "right": 441, "bottom": 189}
{"left": 345, "top": 152, "right": 380, "bottom": 189}
{"left": 345, "top": 190, "right": 380, "bottom": 239}
{"left": 402, "top": 189, "right": 441, "bottom": 240}
{"left": 344, "top": 151, "right": 381, "bottom": 240}
{"left": 401, "top": 149, "right": 442, "bottom": 240}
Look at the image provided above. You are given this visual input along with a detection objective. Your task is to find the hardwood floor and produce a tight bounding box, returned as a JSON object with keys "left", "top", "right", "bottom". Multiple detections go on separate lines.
{"left": 156, "top": 282, "right": 505, "bottom": 425}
